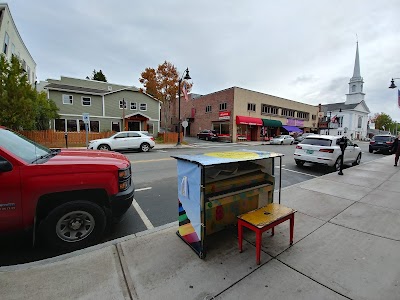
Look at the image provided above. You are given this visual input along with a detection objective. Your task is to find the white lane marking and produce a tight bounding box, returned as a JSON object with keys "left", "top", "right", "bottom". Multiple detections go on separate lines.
{"left": 135, "top": 187, "right": 152, "bottom": 192}
{"left": 157, "top": 150, "right": 167, "bottom": 153}
{"left": 131, "top": 198, "right": 154, "bottom": 229}
{"left": 280, "top": 167, "right": 318, "bottom": 177}
{"left": 275, "top": 165, "right": 286, "bottom": 167}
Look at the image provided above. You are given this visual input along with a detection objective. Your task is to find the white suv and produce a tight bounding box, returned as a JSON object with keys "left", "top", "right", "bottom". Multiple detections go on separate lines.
{"left": 88, "top": 131, "right": 155, "bottom": 152}
{"left": 293, "top": 135, "right": 362, "bottom": 170}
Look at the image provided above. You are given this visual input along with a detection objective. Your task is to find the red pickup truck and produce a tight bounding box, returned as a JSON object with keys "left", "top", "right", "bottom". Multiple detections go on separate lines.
{"left": 0, "top": 127, "right": 134, "bottom": 250}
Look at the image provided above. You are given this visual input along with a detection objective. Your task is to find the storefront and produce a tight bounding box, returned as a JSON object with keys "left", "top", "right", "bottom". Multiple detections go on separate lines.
{"left": 212, "top": 111, "right": 231, "bottom": 141}
{"left": 261, "top": 119, "right": 282, "bottom": 140}
{"left": 236, "top": 116, "right": 263, "bottom": 141}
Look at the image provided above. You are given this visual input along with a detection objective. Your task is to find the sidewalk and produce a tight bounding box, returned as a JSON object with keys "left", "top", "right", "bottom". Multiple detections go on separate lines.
{"left": 1, "top": 155, "right": 400, "bottom": 299}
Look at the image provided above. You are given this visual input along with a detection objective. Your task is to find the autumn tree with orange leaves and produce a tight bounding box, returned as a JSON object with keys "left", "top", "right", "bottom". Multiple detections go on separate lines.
{"left": 139, "top": 61, "right": 192, "bottom": 133}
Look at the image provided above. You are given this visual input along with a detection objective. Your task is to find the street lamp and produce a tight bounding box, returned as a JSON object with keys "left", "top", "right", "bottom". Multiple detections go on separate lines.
{"left": 176, "top": 68, "right": 191, "bottom": 146}
{"left": 327, "top": 111, "right": 332, "bottom": 135}
{"left": 389, "top": 78, "right": 400, "bottom": 89}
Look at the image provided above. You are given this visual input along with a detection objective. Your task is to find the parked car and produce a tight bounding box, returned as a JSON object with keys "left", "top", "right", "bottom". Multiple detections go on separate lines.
{"left": 369, "top": 135, "right": 396, "bottom": 154}
{"left": 0, "top": 126, "right": 134, "bottom": 250}
{"left": 293, "top": 135, "right": 361, "bottom": 171}
{"left": 270, "top": 135, "right": 295, "bottom": 145}
{"left": 197, "top": 130, "right": 218, "bottom": 141}
{"left": 294, "top": 133, "right": 315, "bottom": 144}
{"left": 88, "top": 131, "right": 155, "bottom": 152}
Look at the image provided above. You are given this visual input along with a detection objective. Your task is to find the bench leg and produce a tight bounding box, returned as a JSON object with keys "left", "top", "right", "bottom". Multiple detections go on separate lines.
{"left": 290, "top": 214, "right": 294, "bottom": 245}
{"left": 256, "top": 230, "right": 262, "bottom": 265}
{"left": 238, "top": 220, "right": 243, "bottom": 253}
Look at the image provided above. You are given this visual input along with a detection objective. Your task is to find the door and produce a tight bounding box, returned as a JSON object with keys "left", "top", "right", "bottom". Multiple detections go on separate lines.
{"left": 0, "top": 156, "right": 22, "bottom": 232}
{"left": 128, "top": 121, "right": 140, "bottom": 131}
{"left": 127, "top": 132, "right": 142, "bottom": 149}
{"left": 344, "top": 140, "right": 356, "bottom": 163}
{"left": 112, "top": 132, "right": 129, "bottom": 150}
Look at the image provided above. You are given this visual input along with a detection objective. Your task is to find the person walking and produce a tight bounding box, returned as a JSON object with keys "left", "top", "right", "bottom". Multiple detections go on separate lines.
{"left": 392, "top": 134, "right": 400, "bottom": 166}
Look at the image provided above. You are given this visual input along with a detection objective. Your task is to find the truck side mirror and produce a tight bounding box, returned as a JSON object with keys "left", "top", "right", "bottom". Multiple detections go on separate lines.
{"left": 0, "top": 160, "right": 13, "bottom": 172}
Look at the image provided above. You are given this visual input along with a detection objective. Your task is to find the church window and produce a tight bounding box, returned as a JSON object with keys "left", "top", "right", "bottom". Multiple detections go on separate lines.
{"left": 352, "top": 85, "right": 356, "bottom": 92}
{"left": 358, "top": 116, "right": 362, "bottom": 128}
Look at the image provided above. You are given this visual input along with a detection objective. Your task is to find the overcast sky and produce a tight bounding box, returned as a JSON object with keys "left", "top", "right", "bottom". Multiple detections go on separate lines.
{"left": 9, "top": 0, "right": 400, "bottom": 121}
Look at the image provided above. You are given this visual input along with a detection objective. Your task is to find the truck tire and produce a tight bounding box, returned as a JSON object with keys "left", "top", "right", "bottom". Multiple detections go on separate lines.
{"left": 140, "top": 142, "right": 150, "bottom": 152}
{"left": 98, "top": 144, "right": 111, "bottom": 151}
{"left": 38, "top": 200, "right": 106, "bottom": 251}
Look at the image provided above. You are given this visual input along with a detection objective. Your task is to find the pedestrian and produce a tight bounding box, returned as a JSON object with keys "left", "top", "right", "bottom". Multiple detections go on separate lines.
{"left": 392, "top": 134, "right": 400, "bottom": 166}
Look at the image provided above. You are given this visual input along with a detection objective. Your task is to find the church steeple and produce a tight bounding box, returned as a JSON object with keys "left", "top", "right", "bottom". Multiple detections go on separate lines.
{"left": 345, "top": 41, "right": 365, "bottom": 104}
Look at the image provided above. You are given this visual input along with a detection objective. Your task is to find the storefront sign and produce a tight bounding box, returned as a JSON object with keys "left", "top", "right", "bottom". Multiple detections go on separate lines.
{"left": 219, "top": 111, "right": 231, "bottom": 120}
{"left": 287, "top": 118, "right": 304, "bottom": 127}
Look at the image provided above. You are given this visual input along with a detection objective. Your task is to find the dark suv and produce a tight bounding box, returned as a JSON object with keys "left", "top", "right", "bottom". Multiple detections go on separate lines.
{"left": 197, "top": 130, "right": 218, "bottom": 141}
{"left": 369, "top": 135, "right": 396, "bottom": 154}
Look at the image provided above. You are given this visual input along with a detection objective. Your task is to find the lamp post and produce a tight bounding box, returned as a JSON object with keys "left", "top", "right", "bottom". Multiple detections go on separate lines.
{"left": 327, "top": 111, "right": 332, "bottom": 135}
{"left": 176, "top": 68, "right": 191, "bottom": 146}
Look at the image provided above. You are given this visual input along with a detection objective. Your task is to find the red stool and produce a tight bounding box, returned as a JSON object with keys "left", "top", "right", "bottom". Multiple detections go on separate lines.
{"left": 237, "top": 203, "right": 296, "bottom": 265}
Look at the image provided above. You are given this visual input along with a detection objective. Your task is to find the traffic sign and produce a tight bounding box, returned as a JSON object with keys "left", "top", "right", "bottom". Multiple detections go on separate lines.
{"left": 82, "top": 113, "right": 90, "bottom": 124}
{"left": 182, "top": 120, "right": 188, "bottom": 128}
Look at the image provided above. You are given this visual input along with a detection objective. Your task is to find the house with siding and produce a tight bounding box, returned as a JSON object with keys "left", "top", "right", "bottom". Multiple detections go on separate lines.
{"left": 44, "top": 76, "right": 161, "bottom": 134}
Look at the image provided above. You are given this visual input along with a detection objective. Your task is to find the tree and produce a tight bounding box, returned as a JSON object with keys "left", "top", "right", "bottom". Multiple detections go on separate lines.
{"left": 139, "top": 61, "right": 193, "bottom": 132}
{"left": 374, "top": 113, "right": 393, "bottom": 131}
{"left": 0, "top": 55, "right": 59, "bottom": 130}
{"left": 34, "top": 91, "right": 59, "bottom": 130}
{"left": 90, "top": 69, "right": 107, "bottom": 82}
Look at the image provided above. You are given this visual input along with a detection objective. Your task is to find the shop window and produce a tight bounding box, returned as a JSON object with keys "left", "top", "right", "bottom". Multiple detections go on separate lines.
{"left": 247, "top": 103, "right": 256, "bottom": 112}
{"left": 219, "top": 103, "right": 227, "bottom": 111}
{"left": 206, "top": 105, "right": 212, "bottom": 113}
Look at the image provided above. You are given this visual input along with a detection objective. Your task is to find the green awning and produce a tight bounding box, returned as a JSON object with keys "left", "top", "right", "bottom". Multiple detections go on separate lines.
{"left": 262, "top": 119, "right": 282, "bottom": 127}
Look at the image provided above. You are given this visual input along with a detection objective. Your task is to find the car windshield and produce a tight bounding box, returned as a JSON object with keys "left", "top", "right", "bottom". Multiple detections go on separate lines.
{"left": 301, "top": 138, "right": 332, "bottom": 146}
{"left": 143, "top": 132, "right": 153, "bottom": 137}
{"left": 373, "top": 136, "right": 391, "bottom": 142}
{"left": 0, "top": 128, "right": 51, "bottom": 163}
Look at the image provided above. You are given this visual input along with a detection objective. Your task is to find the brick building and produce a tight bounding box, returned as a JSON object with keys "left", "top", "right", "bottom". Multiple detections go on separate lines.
{"left": 170, "top": 86, "right": 319, "bottom": 142}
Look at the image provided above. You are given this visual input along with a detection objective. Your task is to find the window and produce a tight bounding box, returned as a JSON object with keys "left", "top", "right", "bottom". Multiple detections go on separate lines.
{"left": 128, "top": 132, "right": 141, "bottom": 137}
{"left": 147, "top": 122, "right": 154, "bottom": 134}
{"left": 130, "top": 102, "right": 137, "bottom": 110}
{"left": 27, "top": 66, "right": 31, "bottom": 82}
{"left": 90, "top": 121, "right": 99, "bottom": 132}
{"left": 55, "top": 119, "right": 66, "bottom": 131}
{"left": 312, "top": 114, "right": 316, "bottom": 120}
{"left": 3, "top": 32, "right": 9, "bottom": 55}
{"left": 82, "top": 96, "right": 91, "bottom": 106}
{"left": 338, "top": 131, "right": 342, "bottom": 135}
{"left": 247, "top": 103, "right": 256, "bottom": 112}
{"left": 21, "top": 60, "right": 26, "bottom": 71}
{"left": 358, "top": 116, "right": 362, "bottom": 128}
{"left": 62, "top": 94, "right": 73, "bottom": 105}
{"left": 352, "top": 85, "right": 356, "bottom": 92}
{"left": 206, "top": 105, "right": 212, "bottom": 113}
{"left": 67, "top": 119, "right": 78, "bottom": 132}
{"left": 140, "top": 103, "right": 147, "bottom": 111}
{"left": 219, "top": 102, "right": 227, "bottom": 111}
{"left": 112, "top": 121, "right": 120, "bottom": 132}
{"left": 281, "top": 109, "right": 295, "bottom": 117}
{"left": 212, "top": 122, "right": 230, "bottom": 135}
{"left": 261, "top": 104, "right": 278, "bottom": 115}
{"left": 11, "top": 43, "right": 15, "bottom": 56}
{"left": 297, "top": 111, "right": 309, "bottom": 119}
{"left": 119, "top": 100, "right": 127, "bottom": 109}
{"left": 338, "top": 116, "right": 343, "bottom": 127}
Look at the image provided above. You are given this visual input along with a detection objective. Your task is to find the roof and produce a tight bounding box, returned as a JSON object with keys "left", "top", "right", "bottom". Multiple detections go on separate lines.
{"left": 45, "top": 83, "right": 107, "bottom": 95}
{"left": 323, "top": 102, "right": 358, "bottom": 111}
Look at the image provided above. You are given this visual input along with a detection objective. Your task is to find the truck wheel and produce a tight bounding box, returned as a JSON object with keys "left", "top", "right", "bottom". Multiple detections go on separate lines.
{"left": 140, "top": 142, "right": 150, "bottom": 152}
{"left": 38, "top": 201, "right": 106, "bottom": 251}
{"left": 98, "top": 144, "right": 111, "bottom": 151}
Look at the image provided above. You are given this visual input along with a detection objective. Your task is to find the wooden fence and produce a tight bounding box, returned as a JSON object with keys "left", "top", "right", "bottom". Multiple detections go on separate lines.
{"left": 18, "top": 130, "right": 184, "bottom": 148}
{"left": 18, "top": 130, "right": 114, "bottom": 148}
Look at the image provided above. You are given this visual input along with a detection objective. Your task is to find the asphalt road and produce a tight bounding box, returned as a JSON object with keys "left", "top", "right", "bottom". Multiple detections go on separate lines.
{"left": 0, "top": 140, "right": 384, "bottom": 266}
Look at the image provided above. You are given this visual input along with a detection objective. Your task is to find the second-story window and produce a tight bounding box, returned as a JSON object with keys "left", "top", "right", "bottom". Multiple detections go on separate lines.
{"left": 62, "top": 94, "right": 73, "bottom": 105}
{"left": 82, "top": 96, "right": 91, "bottom": 106}
{"left": 119, "top": 100, "right": 127, "bottom": 109}
{"left": 130, "top": 102, "right": 137, "bottom": 110}
{"left": 3, "top": 32, "right": 9, "bottom": 55}
{"left": 206, "top": 105, "right": 212, "bottom": 113}
{"left": 281, "top": 109, "right": 295, "bottom": 117}
{"left": 247, "top": 103, "right": 256, "bottom": 112}
{"left": 261, "top": 104, "right": 278, "bottom": 115}
{"left": 140, "top": 103, "right": 147, "bottom": 111}
{"left": 219, "top": 102, "right": 227, "bottom": 111}
{"left": 297, "top": 111, "right": 309, "bottom": 119}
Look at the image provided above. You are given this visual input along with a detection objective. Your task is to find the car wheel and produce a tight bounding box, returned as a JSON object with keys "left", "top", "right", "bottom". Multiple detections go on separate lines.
{"left": 281, "top": 141, "right": 283, "bottom": 145}
{"left": 197, "top": 135, "right": 200, "bottom": 139}
{"left": 38, "top": 200, "right": 106, "bottom": 251}
{"left": 333, "top": 156, "right": 342, "bottom": 171}
{"left": 290, "top": 141, "right": 293, "bottom": 145}
{"left": 352, "top": 153, "right": 361, "bottom": 166}
{"left": 98, "top": 144, "right": 111, "bottom": 151}
{"left": 295, "top": 160, "right": 305, "bottom": 167}
{"left": 206, "top": 136, "right": 210, "bottom": 141}
{"left": 369, "top": 149, "right": 373, "bottom": 153}
{"left": 140, "top": 142, "right": 150, "bottom": 152}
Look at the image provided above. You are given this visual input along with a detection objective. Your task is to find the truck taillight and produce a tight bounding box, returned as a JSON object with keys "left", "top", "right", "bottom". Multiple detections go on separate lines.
{"left": 319, "top": 148, "right": 334, "bottom": 153}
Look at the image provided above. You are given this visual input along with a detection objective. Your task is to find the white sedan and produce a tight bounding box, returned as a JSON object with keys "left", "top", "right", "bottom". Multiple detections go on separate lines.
{"left": 293, "top": 135, "right": 361, "bottom": 171}
{"left": 270, "top": 135, "right": 295, "bottom": 145}
{"left": 88, "top": 131, "right": 155, "bottom": 152}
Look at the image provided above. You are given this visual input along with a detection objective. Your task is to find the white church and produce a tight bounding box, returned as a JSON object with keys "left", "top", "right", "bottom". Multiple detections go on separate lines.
{"left": 320, "top": 42, "right": 370, "bottom": 140}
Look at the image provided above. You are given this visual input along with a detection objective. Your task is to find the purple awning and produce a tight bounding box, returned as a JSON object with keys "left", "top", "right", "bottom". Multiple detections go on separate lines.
{"left": 282, "top": 125, "right": 303, "bottom": 133}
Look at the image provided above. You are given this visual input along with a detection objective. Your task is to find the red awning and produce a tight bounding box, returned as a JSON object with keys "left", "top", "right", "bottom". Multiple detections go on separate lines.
{"left": 236, "top": 116, "right": 263, "bottom": 126}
